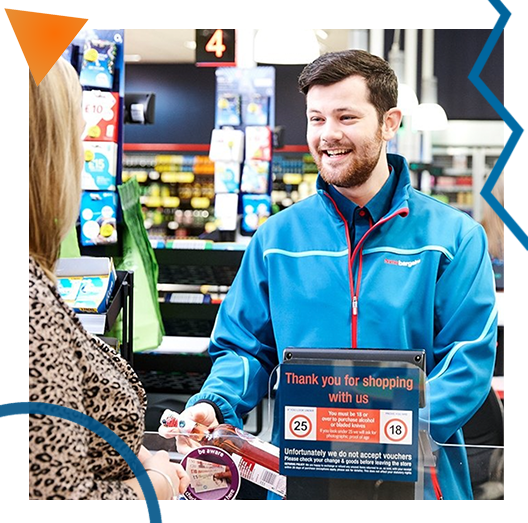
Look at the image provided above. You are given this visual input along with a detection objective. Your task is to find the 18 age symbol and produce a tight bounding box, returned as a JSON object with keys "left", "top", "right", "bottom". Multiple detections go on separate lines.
{"left": 384, "top": 418, "right": 408, "bottom": 442}
{"left": 379, "top": 410, "right": 412, "bottom": 445}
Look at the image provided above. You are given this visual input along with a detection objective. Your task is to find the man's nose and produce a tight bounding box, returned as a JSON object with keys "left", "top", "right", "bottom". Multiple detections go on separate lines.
{"left": 321, "top": 121, "right": 343, "bottom": 143}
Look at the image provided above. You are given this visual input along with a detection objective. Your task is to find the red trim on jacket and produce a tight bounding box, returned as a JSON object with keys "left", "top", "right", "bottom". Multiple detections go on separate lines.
{"left": 323, "top": 191, "right": 409, "bottom": 348}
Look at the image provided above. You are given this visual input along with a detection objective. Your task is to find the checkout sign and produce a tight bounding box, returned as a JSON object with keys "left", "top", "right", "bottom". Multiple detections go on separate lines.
{"left": 279, "top": 357, "right": 421, "bottom": 482}
{"left": 195, "top": 30, "right": 236, "bottom": 67}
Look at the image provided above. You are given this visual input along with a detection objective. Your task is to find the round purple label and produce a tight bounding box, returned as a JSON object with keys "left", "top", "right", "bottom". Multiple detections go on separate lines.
{"left": 180, "top": 446, "right": 240, "bottom": 500}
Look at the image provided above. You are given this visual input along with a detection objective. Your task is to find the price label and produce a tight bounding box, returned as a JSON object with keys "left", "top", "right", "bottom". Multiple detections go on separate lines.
{"left": 196, "top": 30, "right": 236, "bottom": 67}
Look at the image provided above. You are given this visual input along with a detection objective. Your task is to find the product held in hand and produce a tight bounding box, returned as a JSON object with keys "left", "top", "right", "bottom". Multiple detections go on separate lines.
{"left": 160, "top": 409, "right": 286, "bottom": 497}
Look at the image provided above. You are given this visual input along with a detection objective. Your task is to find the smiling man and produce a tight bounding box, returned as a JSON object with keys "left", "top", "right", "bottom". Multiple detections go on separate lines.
{"left": 174, "top": 50, "right": 498, "bottom": 501}
{"left": 305, "top": 75, "right": 399, "bottom": 206}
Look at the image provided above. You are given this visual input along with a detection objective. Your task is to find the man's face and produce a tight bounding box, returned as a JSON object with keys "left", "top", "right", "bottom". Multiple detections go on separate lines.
{"left": 306, "top": 75, "right": 385, "bottom": 189}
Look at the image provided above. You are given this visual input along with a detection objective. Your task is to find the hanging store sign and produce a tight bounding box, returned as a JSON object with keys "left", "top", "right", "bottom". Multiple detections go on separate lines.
{"left": 196, "top": 29, "right": 236, "bottom": 67}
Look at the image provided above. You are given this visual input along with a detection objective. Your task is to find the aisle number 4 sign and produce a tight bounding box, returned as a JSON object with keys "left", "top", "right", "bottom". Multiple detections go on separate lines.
{"left": 195, "top": 30, "right": 236, "bottom": 67}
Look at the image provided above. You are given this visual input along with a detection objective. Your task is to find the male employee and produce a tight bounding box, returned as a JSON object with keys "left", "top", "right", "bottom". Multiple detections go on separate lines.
{"left": 175, "top": 50, "right": 498, "bottom": 499}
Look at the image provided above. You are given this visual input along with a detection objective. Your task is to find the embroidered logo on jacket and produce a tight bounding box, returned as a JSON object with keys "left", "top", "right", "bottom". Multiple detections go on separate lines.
{"left": 384, "top": 258, "right": 421, "bottom": 268}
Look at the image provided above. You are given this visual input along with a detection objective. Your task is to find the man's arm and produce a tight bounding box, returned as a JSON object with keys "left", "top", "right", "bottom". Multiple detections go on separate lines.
{"left": 186, "top": 230, "right": 279, "bottom": 427}
{"left": 427, "top": 223, "right": 498, "bottom": 444}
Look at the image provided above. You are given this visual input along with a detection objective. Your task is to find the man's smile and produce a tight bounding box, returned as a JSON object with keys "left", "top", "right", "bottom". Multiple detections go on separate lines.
{"left": 323, "top": 148, "right": 352, "bottom": 157}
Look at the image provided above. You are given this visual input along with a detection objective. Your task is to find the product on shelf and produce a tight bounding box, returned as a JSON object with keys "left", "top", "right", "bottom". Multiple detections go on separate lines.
{"left": 241, "top": 160, "right": 270, "bottom": 194}
{"left": 215, "top": 193, "right": 239, "bottom": 231}
{"left": 56, "top": 257, "right": 116, "bottom": 314}
{"left": 124, "top": 152, "right": 218, "bottom": 239}
{"left": 209, "top": 129, "right": 245, "bottom": 163}
{"left": 245, "top": 126, "right": 272, "bottom": 161}
{"left": 241, "top": 194, "right": 271, "bottom": 234}
{"left": 212, "top": 67, "right": 276, "bottom": 237}
{"left": 82, "top": 142, "right": 118, "bottom": 191}
{"left": 82, "top": 90, "right": 120, "bottom": 142}
{"left": 71, "top": 29, "right": 124, "bottom": 253}
{"left": 216, "top": 94, "right": 242, "bottom": 126}
{"left": 79, "top": 38, "right": 117, "bottom": 89}
{"left": 244, "top": 94, "right": 270, "bottom": 126}
{"left": 80, "top": 191, "right": 118, "bottom": 246}
{"left": 160, "top": 409, "right": 286, "bottom": 497}
{"left": 214, "top": 161, "right": 240, "bottom": 193}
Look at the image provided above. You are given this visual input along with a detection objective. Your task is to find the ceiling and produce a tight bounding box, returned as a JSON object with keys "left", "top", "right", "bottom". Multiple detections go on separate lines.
{"left": 123, "top": 29, "right": 353, "bottom": 64}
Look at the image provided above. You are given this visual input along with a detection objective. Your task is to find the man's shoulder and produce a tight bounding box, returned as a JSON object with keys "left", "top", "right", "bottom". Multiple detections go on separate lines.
{"left": 408, "top": 188, "right": 485, "bottom": 246}
{"left": 264, "top": 192, "right": 321, "bottom": 226}
{"left": 410, "top": 188, "right": 476, "bottom": 223}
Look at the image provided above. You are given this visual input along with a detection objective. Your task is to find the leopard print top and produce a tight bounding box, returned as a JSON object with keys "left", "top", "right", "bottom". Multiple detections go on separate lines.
{"left": 29, "top": 256, "right": 147, "bottom": 499}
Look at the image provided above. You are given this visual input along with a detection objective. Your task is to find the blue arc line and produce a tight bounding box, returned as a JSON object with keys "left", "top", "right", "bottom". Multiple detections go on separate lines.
{"left": 1, "top": 402, "right": 162, "bottom": 520}
{"left": 469, "top": 0, "right": 527, "bottom": 250}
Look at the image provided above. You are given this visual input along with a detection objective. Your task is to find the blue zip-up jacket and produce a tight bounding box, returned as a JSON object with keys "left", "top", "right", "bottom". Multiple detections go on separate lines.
{"left": 187, "top": 153, "right": 498, "bottom": 500}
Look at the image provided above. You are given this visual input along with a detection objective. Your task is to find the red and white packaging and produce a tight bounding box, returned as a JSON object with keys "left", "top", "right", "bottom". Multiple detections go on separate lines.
{"left": 82, "top": 90, "right": 119, "bottom": 142}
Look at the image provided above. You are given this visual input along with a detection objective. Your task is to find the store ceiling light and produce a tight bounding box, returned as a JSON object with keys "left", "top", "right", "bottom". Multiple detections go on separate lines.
{"left": 412, "top": 30, "right": 448, "bottom": 131}
{"left": 411, "top": 102, "right": 448, "bottom": 131}
{"left": 388, "top": 31, "right": 418, "bottom": 116}
{"left": 124, "top": 54, "right": 142, "bottom": 63}
{"left": 254, "top": 29, "right": 320, "bottom": 64}
{"left": 398, "top": 83, "right": 419, "bottom": 116}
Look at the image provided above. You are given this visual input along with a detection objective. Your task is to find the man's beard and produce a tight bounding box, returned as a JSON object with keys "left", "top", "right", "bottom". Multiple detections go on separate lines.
{"left": 312, "top": 127, "right": 384, "bottom": 189}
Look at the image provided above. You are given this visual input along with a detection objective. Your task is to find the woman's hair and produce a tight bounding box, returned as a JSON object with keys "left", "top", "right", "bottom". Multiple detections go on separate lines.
{"left": 481, "top": 172, "right": 504, "bottom": 260}
{"left": 29, "top": 57, "right": 83, "bottom": 281}
{"left": 298, "top": 49, "right": 398, "bottom": 123}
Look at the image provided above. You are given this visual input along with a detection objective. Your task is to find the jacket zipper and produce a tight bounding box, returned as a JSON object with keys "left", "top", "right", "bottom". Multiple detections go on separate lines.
{"left": 323, "top": 192, "right": 409, "bottom": 348}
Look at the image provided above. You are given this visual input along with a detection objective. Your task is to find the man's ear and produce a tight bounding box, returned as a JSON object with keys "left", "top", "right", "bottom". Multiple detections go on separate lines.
{"left": 382, "top": 108, "right": 403, "bottom": 141}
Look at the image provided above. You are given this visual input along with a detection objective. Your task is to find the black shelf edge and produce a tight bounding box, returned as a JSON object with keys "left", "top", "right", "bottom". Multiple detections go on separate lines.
{"left": 154, "top": 248, "right": 245, "bottom": 267}
{"left": 159, "top": 302, "right": 220, "bottom": 320}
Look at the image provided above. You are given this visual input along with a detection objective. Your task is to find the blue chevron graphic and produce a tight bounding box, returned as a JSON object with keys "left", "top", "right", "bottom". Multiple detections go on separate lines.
{"left": 469, "top": 0, "right": 527, "bottom": 249}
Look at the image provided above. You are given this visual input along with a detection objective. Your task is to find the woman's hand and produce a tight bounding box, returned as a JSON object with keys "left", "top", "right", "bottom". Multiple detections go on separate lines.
{"left": 138, "top": 445, "right": 153, "bottom": 464}
{"left": 143, "top": 450, "right": 190, "bottom": 499}
{"left": 126, "top": 450, "right": 190, "bottom": 500}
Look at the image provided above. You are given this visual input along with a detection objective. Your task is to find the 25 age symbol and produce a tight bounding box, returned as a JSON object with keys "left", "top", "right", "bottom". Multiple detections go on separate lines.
{"left": 289, "top": 414, "right": 313, "bottom": 439}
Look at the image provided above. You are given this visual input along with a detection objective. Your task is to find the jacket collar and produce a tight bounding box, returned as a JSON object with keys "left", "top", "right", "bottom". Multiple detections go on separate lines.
{"left": 316, "top": 153, "right": 412, "bottom": 222}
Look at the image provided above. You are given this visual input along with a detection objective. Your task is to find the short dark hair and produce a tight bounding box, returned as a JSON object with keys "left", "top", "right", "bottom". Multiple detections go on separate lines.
{"left": 298, "top": 49, "right": 398, "bottom": 122}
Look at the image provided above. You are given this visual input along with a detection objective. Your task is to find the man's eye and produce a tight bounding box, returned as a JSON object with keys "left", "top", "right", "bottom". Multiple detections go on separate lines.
{"left": 341, "top": 115, "right": 357, "bottom": 121}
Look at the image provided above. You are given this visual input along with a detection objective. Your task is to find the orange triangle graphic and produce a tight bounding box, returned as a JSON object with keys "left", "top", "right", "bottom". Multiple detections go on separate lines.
{"left": 5, "top": 9, "right": 88, "bottom": 85}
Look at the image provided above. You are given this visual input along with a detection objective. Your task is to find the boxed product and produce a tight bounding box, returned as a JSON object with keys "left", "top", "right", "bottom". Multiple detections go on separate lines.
{"left": 214, "top": 161, "right": 240, "bottom": 193}
{"left": 216, "top": 94, "right": 242, "bottom": 126}
{"left": 82, "top": 142, "right": 118, "bottom": 191}
{"left": 244, "top": 94, "right": 270, "bottom": 126}
{"left": 241, "top": 194, "right": 271, "bottom": 234}
{"left": 80, "top": 191, "right": 118, "bottom": 246}
{"left": 56, "top": 257, "right": 116, "bottom": 314}
{"left": 209, "top": 129, "right": 245, "bottom": 163}
{"left": 82, "top": 91, "right": 120, "bottom": 142}
{"left": 241, "top": 160, "right": 270, "bottom": 194}
{"left": 245, "top": 126, "right": 272, "bottom": 161}
{"left": 79, "top": 38, "right": 118, "bottom": 89}
{"left": 214, "top": 193, "right": 239, "bottom": 231}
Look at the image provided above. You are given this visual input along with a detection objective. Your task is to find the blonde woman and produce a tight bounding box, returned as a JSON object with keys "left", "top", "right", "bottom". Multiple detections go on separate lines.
{"left": 29, "top": 58, "right": 189, "bottom": 500}
{"left": 481, "top": 173, "right": 504, "bottom": 262}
